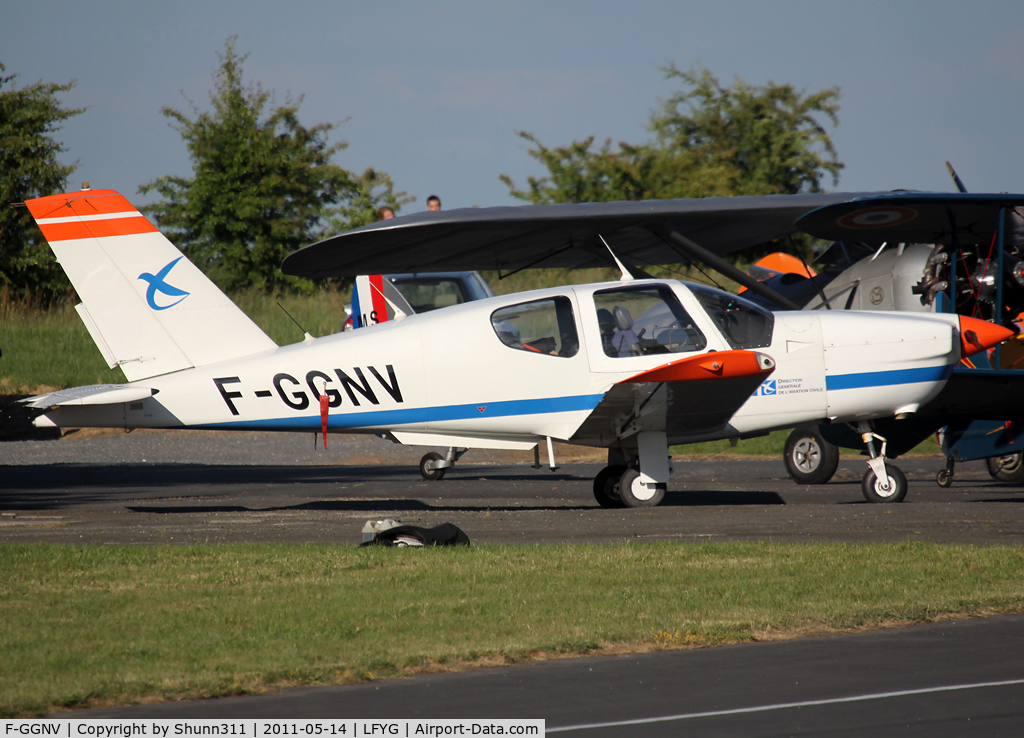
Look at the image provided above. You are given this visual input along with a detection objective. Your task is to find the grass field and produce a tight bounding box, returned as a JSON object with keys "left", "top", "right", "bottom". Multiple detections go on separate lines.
{"left": 2, "top": 541, "right": 1022, "bottom": 717}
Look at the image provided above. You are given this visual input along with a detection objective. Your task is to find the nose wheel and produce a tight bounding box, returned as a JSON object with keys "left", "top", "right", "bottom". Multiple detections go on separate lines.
{"left": 857, "top": 422, "right": 907, "bottom": 503}
{"left": 862, "top": 465, "right": 908, "bottom": 503}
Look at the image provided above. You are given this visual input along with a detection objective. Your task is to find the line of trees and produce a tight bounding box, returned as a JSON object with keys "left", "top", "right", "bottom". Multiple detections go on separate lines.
{"left": 1, "top": 48, "right": 844, "bottom": 305}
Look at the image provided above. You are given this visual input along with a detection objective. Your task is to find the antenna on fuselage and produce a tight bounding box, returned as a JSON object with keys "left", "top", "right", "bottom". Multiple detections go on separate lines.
{"left": 277, "top": 302, "right": 316, "bottom": 342}
{"left": 599, "top": 235, "right": 635, "bottom": 282}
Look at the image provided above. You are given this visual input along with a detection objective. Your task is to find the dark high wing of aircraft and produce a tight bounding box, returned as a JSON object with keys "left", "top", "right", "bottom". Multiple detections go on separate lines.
{"left": 282, "top": 190, "right": 1023, "bottom": 501}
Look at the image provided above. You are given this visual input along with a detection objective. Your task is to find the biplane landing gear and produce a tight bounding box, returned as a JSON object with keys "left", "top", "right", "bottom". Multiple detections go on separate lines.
{"left": 419, "top": 446, "right": 467, "bottom": 481}
{"left": 593, "top": 432, "right": 669, "bottom": 508}
{"left": 783, "top": 427, "right": 840, "bottom": 485}
{"left": 986, "top": 452, "right": 1024, "bottom": 484}
{"left": 936, "top": 456, "right": 955, "bottom": 488}
{"left": 857, "top": 422, "right": 908, "bottom": 503}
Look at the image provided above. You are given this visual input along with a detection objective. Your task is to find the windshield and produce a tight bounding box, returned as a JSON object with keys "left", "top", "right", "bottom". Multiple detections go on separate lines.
{"left": 389, "top": 277, "right": 468, "bottom": 312}
{"left": 688, "top": 283, "right": 775, "bottom": 349}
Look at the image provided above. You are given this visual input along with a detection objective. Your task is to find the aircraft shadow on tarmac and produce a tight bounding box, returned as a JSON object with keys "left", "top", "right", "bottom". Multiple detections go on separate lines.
{"left": 122, "top": 489, "right": 786, "bottom": 515}
{"left": 2, "top": 460, "right": 804, "bottom": 513}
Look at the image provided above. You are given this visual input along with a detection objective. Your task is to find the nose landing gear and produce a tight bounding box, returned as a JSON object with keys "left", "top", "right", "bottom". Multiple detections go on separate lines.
{"left": 857, "top": 422, "right": 908, "bottom": 503}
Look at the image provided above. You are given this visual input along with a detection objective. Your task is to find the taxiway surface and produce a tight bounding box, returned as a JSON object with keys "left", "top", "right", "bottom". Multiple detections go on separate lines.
{"left": 3, "top": 429, "right": 1024, "bottom": 546}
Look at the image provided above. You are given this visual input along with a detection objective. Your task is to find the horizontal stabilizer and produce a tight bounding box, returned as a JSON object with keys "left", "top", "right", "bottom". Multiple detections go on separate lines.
{"left": 21, "top": 384, "right": 155, "bottom": 409}
{"left": 390, "top": 430, "right": 538, "bottom": 450}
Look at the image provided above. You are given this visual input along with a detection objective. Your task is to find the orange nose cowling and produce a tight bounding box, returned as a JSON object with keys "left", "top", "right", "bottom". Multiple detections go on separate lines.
{"left": 959, "top": 315, "right": 1016, "bottom": 357}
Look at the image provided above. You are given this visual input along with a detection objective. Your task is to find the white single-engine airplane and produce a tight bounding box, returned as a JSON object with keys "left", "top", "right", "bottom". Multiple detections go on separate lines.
{"left": 22, "top": 188, "right": 1014, "bottom": 506}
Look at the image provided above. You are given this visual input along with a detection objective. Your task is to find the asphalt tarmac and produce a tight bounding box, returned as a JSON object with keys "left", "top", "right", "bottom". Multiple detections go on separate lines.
{"left": 3, "top": 429, "right": 1024, "bottom": 546}
{"left": 4, "top": 429, "right": 1024, "bottom": 728}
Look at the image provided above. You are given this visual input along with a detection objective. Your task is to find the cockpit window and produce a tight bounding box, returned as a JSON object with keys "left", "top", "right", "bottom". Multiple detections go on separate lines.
{"left": 593, "top": 285, "right": 707, "bottom": 357}
{"left": 491, "top": 296, "right": 579, "bottom": 357}
{"left": 688, "top": 283, "right": 775, "bottom": 349}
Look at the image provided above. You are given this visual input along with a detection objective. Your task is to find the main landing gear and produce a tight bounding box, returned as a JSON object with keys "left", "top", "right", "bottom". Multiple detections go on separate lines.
{"left": 783, "top": 427, "right": 840, "bottom": 485}
{"left": 783, "top": 423, "right": 908, "bottom": 503}
{"left": 419, "top": 447, "right": 468, "bottom": 481}
{"left": 592, "top": 432, "right": 669, "bottom": 508}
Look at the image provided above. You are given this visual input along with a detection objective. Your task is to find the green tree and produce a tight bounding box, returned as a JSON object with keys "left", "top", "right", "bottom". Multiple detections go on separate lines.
{"left": 141, "top": 38, "right": 406, "bottom": 293}
{"left": 0, "top": 63, "right": 84, "bottom": 305}
{"left": 502, "top": 63, "right": 843, "bottom": 205}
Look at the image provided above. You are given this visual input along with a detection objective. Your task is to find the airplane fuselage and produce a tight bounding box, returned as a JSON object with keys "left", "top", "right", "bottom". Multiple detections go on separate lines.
{"left": 37, "top": 279, "right": 963, "bottom": 453}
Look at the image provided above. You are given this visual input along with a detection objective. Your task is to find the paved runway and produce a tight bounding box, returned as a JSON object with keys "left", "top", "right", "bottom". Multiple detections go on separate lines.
{"left": 4, "top": 429, "right": 1024, "bottom": 728}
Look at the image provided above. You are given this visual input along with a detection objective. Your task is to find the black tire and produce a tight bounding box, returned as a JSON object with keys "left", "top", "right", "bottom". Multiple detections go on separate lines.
{"left": 617, "top": 468, "right": 666, "bottom": 508}
{"left": 936, "top": 469, "right": 953, "bottom": 488}
{"left": 593, "top": 465, "right": 626, "bottom": 508}
{"left": 784, "top": 428, "right": 840, "bottom": 485}
{"left": 419, "top": 451, "right": 446, "bottom": 481}
{"left": 985, "top": 452, "right": 1024, "bottom": 484}
{"left": 861, "top": 464, "right": 908, "bottom": 503}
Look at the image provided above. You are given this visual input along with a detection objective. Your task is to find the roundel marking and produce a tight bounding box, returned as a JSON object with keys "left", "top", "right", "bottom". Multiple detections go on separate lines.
{"left": 836, "top": 206, "right": 918, "bottom": 229}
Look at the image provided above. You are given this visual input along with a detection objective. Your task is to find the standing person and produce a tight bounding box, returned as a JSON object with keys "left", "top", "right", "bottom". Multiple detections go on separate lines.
{"left": 426, "top": 195, "right": 441, "bottom": 211}
{"left": 377, "top": 206, "right": 395, "bottom": 220}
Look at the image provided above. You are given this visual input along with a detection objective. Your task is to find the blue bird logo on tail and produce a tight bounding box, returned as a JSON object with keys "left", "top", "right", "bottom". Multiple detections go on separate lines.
{"left": 138, "top": 257, "right": 190, "bottom": 310}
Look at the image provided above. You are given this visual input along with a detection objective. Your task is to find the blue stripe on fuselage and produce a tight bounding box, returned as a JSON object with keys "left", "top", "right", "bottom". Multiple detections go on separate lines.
{"left": 197, "top": 393, "right": 605, "bottom": 431}
{"left": 825, "top": 364, "right": 952, "bottom": 391}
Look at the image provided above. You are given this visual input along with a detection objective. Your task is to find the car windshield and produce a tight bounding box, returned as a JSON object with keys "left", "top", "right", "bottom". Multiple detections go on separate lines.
{"left": 687, "top": 283, "right": 775, "bottom": 349}
{"left": 389, "top": 277, "right": 468, "bottom": 312}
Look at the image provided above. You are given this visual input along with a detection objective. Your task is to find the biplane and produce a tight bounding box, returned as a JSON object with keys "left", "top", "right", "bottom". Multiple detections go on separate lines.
{"left": 734, "top": 186, "right": 1024, "bottom": 488}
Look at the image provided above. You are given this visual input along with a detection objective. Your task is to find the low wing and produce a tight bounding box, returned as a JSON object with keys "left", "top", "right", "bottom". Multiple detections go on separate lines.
{"left": 796, "top": 192, "right": 1024, "bottom": 246}
{"left": 282, "top": 192, "right": 885, "bottom": 278}
{"left": 571, "top": 349, "right": 776, "bottom": 447}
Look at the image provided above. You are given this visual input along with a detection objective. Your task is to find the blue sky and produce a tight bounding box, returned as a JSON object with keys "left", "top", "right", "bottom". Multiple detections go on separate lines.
{"left": 5, "top": 1, "right": 1023, "bottom": 214}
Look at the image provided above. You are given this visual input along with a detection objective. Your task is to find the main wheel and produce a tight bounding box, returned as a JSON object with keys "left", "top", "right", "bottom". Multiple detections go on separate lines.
{"left": 986, "top": 452, "right": 1024, "bottom": 484}
{"left": 861, "top": 464, "right": 908, "bottom": 503}
{"left": 593, "top": 465, "right": 627, "bottom": 508}
{"left": 419, "top": 451, "right": 446, "bottom": 481}
{"left": 784, "top": 428, "right": 840, "bottom": 485}
{"left": 617, "top": 468, "right": 666, "bottom": 508}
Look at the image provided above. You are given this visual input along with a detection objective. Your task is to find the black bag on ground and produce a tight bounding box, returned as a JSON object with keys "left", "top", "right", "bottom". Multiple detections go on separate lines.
{"left": 361, "top": 523, "right": 470, "bottom": 547}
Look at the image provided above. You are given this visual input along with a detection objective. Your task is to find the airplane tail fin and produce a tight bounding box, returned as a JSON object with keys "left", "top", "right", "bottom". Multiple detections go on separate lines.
{"left": 350, "top": 275, "right": 415, "bottom": 328}
{"left": 26, "top": 188, "right": 277, "bottom": 381}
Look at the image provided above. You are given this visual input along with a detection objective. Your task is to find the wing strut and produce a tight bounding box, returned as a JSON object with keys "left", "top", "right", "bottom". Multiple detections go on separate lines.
{"left": 650, "top": 226, "right": 801, "bottom": 311}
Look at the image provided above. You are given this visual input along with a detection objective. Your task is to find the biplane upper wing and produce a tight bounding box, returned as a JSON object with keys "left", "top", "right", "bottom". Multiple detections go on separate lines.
{"left": 796, "top": 192, "right": 1024, "bottom": 246}
{"left": 282, "top": 192, "right": 886, "bottom": 278}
